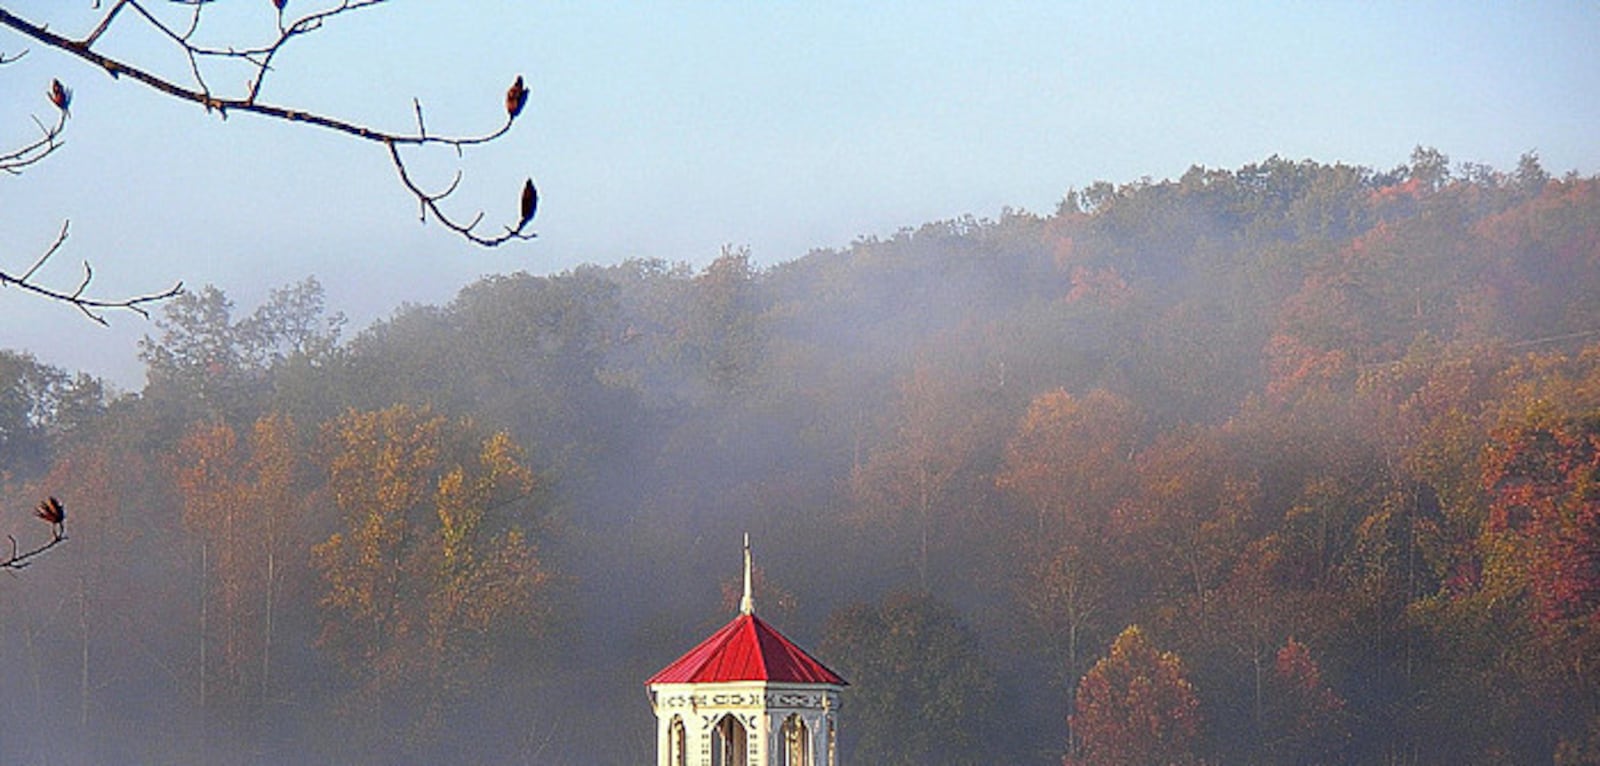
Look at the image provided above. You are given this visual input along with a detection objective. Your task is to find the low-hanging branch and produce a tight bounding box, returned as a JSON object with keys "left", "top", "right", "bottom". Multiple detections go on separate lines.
{"left": 1, "top": 497, "right": 68, "bottom": 571}
{"left": 0, "top": 531, "right": 67, "bottom": 571}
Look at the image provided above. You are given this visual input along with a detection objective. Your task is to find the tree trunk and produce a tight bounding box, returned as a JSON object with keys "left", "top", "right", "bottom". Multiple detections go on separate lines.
{"left": 78, "top": 574, "right": 90, "bottom": 734}
{"left": 198, "top": 540, "right": 209, "bottom": 763}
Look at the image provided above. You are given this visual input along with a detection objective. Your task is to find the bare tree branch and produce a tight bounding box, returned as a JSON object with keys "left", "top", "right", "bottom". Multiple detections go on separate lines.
{"left": 1, "top": 220, "right": 185, "bottom": 325}
{"left": 0, "top": 3, "right": 537, "bottom": 245}
{"left": 1, "top": 497, "right": 68, "bottom": 571}
{"left": 0, "top": 5, "right": 516, "bottom": 146}
{"left": 0, "top": 531, "right": 67, "bottom": 570}
{"left": 0, "top": 97, "right": 65, "bottom": 175}
{"left": 0, "top": 1, "right": 538, "bottom": 324}
{"left": 389, "top": 138, "right": 538, "bottom": 247}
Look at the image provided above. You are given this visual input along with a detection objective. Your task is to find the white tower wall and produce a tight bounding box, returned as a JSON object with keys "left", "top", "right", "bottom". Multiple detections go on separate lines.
{"left": 649, "top": 681, "right": 842, "bottom": 766}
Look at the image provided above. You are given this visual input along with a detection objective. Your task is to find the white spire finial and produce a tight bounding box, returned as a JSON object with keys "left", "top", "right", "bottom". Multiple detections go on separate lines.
{"left": 739, "top": 532, "right": 754, "bottom": 616}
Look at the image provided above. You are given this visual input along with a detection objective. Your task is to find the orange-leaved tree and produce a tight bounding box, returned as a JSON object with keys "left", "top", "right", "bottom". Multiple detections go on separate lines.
{"left": 170, "top": 411, "right": 314, "bottom": 756}
{"left": 996, "top": 387, "right": 1137, "bottom": 542}
{"left": 996, "top": 388, "right": 1137, "bottom": 691}
{"left": 172, "top": 418, "right": 248, "bottom": 725}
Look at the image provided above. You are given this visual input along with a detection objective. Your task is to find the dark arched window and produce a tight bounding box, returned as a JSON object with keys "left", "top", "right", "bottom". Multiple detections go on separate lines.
{"left": 711, "top": 714, "right": 747, "bottom": 766}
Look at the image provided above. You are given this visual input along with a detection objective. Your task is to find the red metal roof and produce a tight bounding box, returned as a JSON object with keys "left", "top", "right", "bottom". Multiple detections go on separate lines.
{"left": 646, "top": 613, "right": 846, "bottom": 686}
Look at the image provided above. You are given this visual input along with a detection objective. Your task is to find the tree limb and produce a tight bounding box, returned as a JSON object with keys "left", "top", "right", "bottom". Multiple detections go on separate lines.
{"left": 1, "top": 501, "right": 67, "bottom": 571}
{"left": 0, "top": 1, "right": 536, "bottom": 251}
{"left": 1, "top": 220, "right": 185, "bottom": 325}
{"left": 0, "top": 5, "right": 513, "bottom": 147}
{"left": 0, "top": 531, "right": 67, "bottom": 570}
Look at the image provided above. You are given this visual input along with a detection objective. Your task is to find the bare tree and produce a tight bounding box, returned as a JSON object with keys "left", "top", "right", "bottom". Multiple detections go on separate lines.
{"left": 1, "top": 0, "right": 538, "bottom": 323}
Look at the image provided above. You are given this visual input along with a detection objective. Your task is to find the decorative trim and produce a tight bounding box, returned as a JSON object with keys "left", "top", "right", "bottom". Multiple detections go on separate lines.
{"left": 656, "top": 690, "right": 840, "bottom": 712}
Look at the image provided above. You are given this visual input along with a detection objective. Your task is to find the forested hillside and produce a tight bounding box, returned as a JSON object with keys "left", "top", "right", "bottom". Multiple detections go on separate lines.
{"left": 4, "top": 149, "right": 1599, "bottom": 764}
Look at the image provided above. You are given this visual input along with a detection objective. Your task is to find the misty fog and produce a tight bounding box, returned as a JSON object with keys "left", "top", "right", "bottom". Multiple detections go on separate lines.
{"left": 4, "top": 151, "right": 1600, "bottom": 764}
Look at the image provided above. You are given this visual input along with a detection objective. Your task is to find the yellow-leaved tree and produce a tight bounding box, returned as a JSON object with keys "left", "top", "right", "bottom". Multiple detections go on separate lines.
{"left": 312, "top": 404, "right": 552, "bottom": 757}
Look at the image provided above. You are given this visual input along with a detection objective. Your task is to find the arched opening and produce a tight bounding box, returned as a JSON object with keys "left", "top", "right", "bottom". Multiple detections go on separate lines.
{"left": 668, "top": 715, "right": 687, "bottom": 766}
{"left": 778, "top": 713, "right": 810, "bottom": 766}
{"left": 711, "top": 714, "right": 747, "bottom": 766}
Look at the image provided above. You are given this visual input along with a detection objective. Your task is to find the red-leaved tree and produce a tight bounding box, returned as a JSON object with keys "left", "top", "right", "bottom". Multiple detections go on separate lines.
{"left": 1067, "top": 624, "right": 1203, "bottom": 766}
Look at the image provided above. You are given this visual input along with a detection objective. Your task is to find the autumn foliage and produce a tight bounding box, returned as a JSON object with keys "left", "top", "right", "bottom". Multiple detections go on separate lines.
{"left": 313, "top": 405, "right": 550, "bottom": 754}
{"left": 4, "top": 151, "right": 1600, "bottom": 762}
{"left": 1066, "top": 625, "right": 1202, "bottom": 766}
{"left": 1481, "top": 413, "right": 1600, "bottom": 625}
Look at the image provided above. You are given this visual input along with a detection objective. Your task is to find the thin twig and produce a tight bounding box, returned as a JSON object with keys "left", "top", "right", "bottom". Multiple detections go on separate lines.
{"left": 0, "top": 530, "right": 67, "bottom": 571}
{"left": 388, "top": 141, "right": 536, "bottom": 247}
{"left": 82, "top": 0, "right": 129, "bottom": 48}
{"left": 0, "top": 220, "right": 185, "bottom": 324}
{"left": 18, "top": 219, "right": 69, "bottom": 283}
{"left": 0, "top": 108, "right": 65, "bottom": 175}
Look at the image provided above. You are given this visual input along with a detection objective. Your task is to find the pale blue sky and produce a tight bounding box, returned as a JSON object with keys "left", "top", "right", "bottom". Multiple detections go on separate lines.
{"left": 2, "top": 1, "right": 1597, "bottom": 388}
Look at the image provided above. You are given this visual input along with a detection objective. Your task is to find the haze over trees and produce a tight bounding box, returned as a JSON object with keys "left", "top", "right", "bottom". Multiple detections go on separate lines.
{"left": 3, "top": 148, "right": 1600, "bottom": 763}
